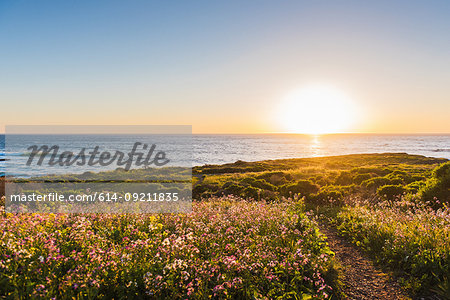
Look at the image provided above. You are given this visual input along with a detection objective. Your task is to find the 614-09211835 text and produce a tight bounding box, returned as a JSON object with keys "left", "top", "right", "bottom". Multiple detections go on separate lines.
{"left": 8, "top": 192, "right": 180, "bottom": 203}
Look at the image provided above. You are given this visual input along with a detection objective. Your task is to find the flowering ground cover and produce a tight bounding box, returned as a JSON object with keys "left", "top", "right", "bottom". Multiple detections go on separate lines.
{"left": 0, "top": 197, "right": 336, "bottom": 299}
{"left": 332, "top": 198, "right": 450, "bottom": 297}
{"left": 1, "top": 153, "right": 449, "bottom": 299}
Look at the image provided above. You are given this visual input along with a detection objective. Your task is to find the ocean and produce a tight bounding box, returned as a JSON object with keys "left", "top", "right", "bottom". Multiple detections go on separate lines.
{"left": 1, "top": 134, "right": 449, "bottom": 177}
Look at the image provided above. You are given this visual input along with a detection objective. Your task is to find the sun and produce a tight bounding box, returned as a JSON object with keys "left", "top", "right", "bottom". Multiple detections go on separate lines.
{"left": 278, "top": 85, "right": 357, "bottom": 134}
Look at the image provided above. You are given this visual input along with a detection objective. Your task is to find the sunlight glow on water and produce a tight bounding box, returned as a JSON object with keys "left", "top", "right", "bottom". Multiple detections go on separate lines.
{"left": 1, "top": 134, "right": 449, "bottom": 177}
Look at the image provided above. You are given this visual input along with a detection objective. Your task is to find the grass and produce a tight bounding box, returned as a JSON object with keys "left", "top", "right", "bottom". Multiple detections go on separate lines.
{"left": 332, "top": 198, "right": 449, "bottom": 296}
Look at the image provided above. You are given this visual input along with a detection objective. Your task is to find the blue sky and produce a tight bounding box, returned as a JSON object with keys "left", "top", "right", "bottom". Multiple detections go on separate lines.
{"left": 1, "top": 0, "right": 450, "bottom": 133}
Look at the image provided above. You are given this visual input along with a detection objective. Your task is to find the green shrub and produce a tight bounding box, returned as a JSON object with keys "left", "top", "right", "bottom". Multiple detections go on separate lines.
{"left": 385, "top": 171, "right": 411, "bottom": 184}
{"left": 222, "top": 183, "right": 244, "bottom": 196}
{"left": 334, "top": 171, "right": 353, "bottom": 185}
{"left": 377, "top": 184, "right": 407, "bottom": 200}
{"left": 308, "top": 174, "right": 332, "bottom": 186}
{"left": 242, "top": 186, "right": 260, "bottom": 199}
{"left": 433, "top": 162, "right": 450, "bottom": 179}
{"left": 406, "top": 181, "right": 426, "bottom": 194}
{"left": 314, "top": 186, "right": 344, "bottom": 203}
{"left": 418, "top": 162, "right": 450, "bottom": 204}
{"left": 419, "top": 180, "right": 450, "bottom": 204}
{"left": 240, "top": 177, "right": 256, "bottom": 184}
{"left": 352, "top": 173, "right": 372, "bottom": 185}
{"left": 281, "top": 180, "right": 319, "bottom": 197}
{"left": 240, "top": 177, "right": 276, "bottom": 191}
{"left": 351, "top": 167, "right": 392, "bottom": 176}
{"left": 255, "top": 171, "right": 292, "bottom": 185}
{"left": 362, "top": 177, "right": 392, "bottom": 190}
{"left": 410, "top": 175, "right": 426, "bottom": 182}
{"left": 193, "top": 184, "right": 220, "bottom": 199}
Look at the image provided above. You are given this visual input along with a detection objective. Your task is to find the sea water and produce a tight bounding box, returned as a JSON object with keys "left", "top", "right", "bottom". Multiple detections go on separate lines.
{"left": 0, "top": 134, "right": 449, "bottom": 177}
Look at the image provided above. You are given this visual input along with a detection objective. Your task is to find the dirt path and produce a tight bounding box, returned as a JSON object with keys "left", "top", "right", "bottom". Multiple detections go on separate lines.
{"left": 318, "top": 223, "right": 411, "bottom": 300}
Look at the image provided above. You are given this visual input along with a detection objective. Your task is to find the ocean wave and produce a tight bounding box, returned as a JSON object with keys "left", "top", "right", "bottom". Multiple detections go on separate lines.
{"left": 20, "top": 152, "right": 45, "bottom": 157}
{"left": 432, "top": 149, "right": 450, "bottom": 152}
{"left": 19, "top": 151, "right": 75, "bottom": 157}
{"left": 4, "top": 152, "right": 26, "bottom": 156}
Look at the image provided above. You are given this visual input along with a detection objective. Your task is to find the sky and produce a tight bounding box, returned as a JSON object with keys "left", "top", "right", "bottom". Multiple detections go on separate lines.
{"left": 1, "top": 0, "right": 450, "bottom": 134}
